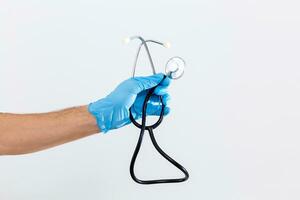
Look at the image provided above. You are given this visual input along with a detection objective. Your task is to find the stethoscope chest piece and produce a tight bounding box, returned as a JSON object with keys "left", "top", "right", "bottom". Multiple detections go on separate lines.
{"left": 166, "top": 56, "right": 185, "bottom": 79}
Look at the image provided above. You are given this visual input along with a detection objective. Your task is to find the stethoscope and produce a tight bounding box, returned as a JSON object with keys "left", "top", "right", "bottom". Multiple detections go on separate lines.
{"left": 124, "top": 35, "right": 189, "bottom": 184}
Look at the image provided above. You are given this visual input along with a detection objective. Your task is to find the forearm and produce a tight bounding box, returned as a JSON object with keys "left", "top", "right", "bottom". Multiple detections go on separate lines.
{"left": 0, "top": 105, "right": 100, "bottom": 155}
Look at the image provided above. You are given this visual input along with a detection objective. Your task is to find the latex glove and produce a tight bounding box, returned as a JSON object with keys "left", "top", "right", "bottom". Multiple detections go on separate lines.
{"left": 88, "top": 73, "right": 171, "bottom": 133}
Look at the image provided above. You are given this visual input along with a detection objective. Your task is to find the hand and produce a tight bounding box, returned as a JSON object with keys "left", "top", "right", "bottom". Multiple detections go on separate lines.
{"left": 88, "top": 73, "right": 171, "bottom": 133}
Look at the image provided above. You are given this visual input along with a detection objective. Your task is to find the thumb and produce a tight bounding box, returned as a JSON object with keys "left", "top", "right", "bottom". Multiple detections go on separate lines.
{"left": 133, "top": 73, "right": 165, "bottom": 93}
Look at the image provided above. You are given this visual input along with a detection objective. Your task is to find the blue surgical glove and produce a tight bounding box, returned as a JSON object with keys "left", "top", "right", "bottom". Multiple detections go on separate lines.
{"left": 88, "top": 73, "right": 171, "bottom": 133}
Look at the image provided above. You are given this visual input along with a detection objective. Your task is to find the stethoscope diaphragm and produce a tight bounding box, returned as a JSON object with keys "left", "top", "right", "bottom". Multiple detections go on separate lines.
{"left": 165, "top": 56, "right": 185, "bottom": 79}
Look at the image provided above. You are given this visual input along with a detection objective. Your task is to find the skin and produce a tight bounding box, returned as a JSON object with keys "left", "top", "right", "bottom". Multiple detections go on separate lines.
{"left": 0, "top": 105, "right": 100, "bottom": 155}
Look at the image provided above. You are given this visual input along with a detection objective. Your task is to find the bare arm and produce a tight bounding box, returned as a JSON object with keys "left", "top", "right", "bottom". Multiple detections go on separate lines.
{"left": 0, "top": 105, "right": 100, "bottom": 155}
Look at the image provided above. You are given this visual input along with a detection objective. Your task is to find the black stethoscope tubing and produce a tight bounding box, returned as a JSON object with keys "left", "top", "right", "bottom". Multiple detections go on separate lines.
{"left": 129, "top": 76, "right": 189, "bottom": 184}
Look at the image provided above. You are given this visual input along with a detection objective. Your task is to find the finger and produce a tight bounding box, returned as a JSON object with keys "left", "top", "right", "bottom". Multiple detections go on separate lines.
{"left": 133, "top": 73, "right": 165, "bottom": 93}
{"left": 151, "top": 105, "right": 171, "bottom": 116}
{"left": 134, "top": 95, "right": 171, "bottom": 117}
{"left": 161, "top": 93, "right": 171, "bottom": 106}
{"left": 147, "top": 94, "right": 170, "bottom": 116}
{"left": 153, "top": 77, "right": 171, "bottom": 95}
{"left": 154, "top": 86, "right": 168, "bottom": 95}
{"left": 163, "top": 106, "right": 171, "bottom": 115}
{"left": 160, "top": 76, "right": 171, "bottom": 86}
{"left": 133, "top": 93, "right": 160, "bottom": 114}
{"left": 147, "top": 93, "right": 170, "bottom": 107}
{"left": 131, "top": 105, "right": 142, "bottom": 119}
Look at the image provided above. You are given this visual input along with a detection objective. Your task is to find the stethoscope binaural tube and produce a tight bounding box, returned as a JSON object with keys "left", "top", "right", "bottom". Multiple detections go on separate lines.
{"left": 123, "top": 36, "right": 172, "bottom": 77}
{"left": 125, "top": 36, "right": 161, "bottom": 76}
{"left": 129, "top": 75, "right": 189, "bottom": 184}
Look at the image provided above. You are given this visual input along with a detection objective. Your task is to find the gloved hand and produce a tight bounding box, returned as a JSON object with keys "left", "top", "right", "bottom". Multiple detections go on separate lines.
{"left": 88, "top": 73, "right": 171, "bottom": 133}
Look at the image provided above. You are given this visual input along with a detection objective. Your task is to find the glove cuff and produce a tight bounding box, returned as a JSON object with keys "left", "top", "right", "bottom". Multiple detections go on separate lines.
{"left": 88, "top": 99, "right": 114, "bottom": 133}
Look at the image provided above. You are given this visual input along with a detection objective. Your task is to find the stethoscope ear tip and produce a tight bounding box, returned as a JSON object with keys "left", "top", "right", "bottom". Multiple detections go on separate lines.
{"left": 163, "top": 42, "right": 171, "bottom": 48}
{"left": 122, "top": 37, "right": 131, "bottom": 44}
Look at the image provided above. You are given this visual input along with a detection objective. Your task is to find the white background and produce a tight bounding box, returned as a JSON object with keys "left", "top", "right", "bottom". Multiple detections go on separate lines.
{"left": 1, "top": 0, "right": 300, "bottom": 199}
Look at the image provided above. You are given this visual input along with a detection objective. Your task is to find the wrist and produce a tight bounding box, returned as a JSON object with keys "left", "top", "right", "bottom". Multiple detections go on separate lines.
{"left": 65, "top": 105, "right": 100, "bottom": 134}
{"left": 88, "top": 99, "right": 114, "bottom": 133}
